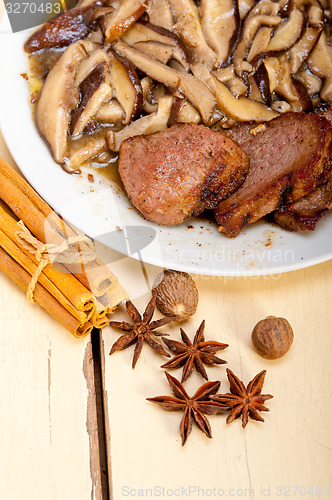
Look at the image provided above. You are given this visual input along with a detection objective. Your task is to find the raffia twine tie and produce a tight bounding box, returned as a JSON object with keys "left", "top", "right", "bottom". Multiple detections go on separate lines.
{"left": 15, "top": 220, "right": 96, "bottom": 303}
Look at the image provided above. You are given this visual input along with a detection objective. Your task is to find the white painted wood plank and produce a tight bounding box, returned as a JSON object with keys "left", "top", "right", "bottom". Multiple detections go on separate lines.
{"left": 101, "top": 261, "right": 332, "bottom": 499}
{"left": 0, "top": 269, "right": 99, "bottom": 500}
{"left": 0, "top": 131, "right": 103, "bottom": 500}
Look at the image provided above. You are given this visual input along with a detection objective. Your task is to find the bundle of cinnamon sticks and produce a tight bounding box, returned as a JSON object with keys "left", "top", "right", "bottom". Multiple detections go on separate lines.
{"left": 0, "top": 158, "right": 128, "bottom": 337}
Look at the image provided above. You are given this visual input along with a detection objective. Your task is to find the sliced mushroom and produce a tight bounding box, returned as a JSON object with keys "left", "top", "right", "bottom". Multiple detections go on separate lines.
{"left": 24, "top": 2, "right": 101, "bottom": 53}
{"left": 192, "top": 63, "right": 279, "bottom": 121}
{"left": 226, "top": 76, "right": 249, "bottom": 97}
{"left": 290, "top": 79, "right": 313, "bottom": 111}
{"left": 200, "top": 0, "right": 240, "bottom": 67}
{"left": 145, "top": 0, "right": 174, "bottom": 30}
{"left": 121, "top": 21, "right": 189, "bottom": 70}
{"left": 238, "top": 0, "right": 255, "bottom": 19}
{"left": 69, "top": 138, "right": 106, "bottom": 168}
{"left": 307, "top": 2, "right": 325, "bottom": 27}
{"left": 108, "top": 51, "right": 142, "bottom": 124}
{"left": 167, "top": 0, "right": 217, "bottom": 68}
{"left": 113, "top": 41, "right": 217, "bottom": 123}
{"left": 263, "top": 56, "right": 281, "bottom": 93}
{"left": 271, "top": 100, "right": 291, "bottom": 112}
{"left": 233, "top": 0, "right": 282, "bottom": 63}
{"left": 214, "top": 66, "right": 248, "bottom": 96}
{"left": 234, "top": 14, "right": 282, "bottom": 73}
{"left": 295, "top": 69, "right": 322, "bottom": 96}
{"left": 70, "top": 63, "right": 112, "bottom": 137}
{"left": 247, "top": 73, "right": 265, "bottom": 102}
{"left": 269, "top": 54, "right": 300, "bottom": 101}
{"left": 168, "top": 97, "right": 201, "bottom": 125}
{"left": 106, "top": 95, "right": 174, "bottom": 151}
{"left": 88, "top": 27, "right": 105, "bottom": 44}
{"left": 247, "top": 26, "right": 273, "bottom": 62}
{"left": 75, "top": 47, "right": 109, "bottom": 85}
{"left": 89, "top": 5, "right": 114, "bottom": 21}
{"left": 133, "top": 41, "right": 175, "bottom": 64}
{"left": 253, "top": 62, "right": 271, "bottom": 104}
{"left": 213, "top": 65, "right": 235, "bottom": 82}
{"left": 268, "top": 53, "right": 313, "bottom": 110}
{"left": 101, "top": 0, "right": 147, "bottom": 43}
{"left": 278, "top": 0, "right": 292, "bottom": 17}
{"left": 264, "top": 53, "right": 301, "bottom": 101}
{"left": 94, "top": 99, "right": 125, "bottom": 122}
{"left": 235, "top": 60, "right": 253, "bottom": 77}
{"left": 235, "top": 0, "right": 306, "bottom": 67}
{"left": 307, "top": 32, "right": 332, "bottom": 102}
{"left": 265, "top": 6, "right": 305, "bottom": 53}
{"left": 295, "top": 0, "right": 324, "bottom": 18}
{"left": 289, "top": 24, "right": 323, "bottom": 74}
{"left": 36, "top": 42, "right": 89, "bottom": 165}
{"left": 141, "top": 76, "right": 165, "bottom": 113}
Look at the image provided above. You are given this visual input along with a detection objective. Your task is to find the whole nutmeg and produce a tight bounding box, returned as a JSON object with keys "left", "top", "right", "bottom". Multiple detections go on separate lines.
{"left": 152, "top": 270, "right": 198, "bottom": 319}
{"left": 251, "top": 316, "right": 294, "bottom": 360}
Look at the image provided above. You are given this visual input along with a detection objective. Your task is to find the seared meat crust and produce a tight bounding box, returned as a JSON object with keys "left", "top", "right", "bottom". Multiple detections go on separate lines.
{"left": 271, "top": 107, "right": 332, "bottom": 232}
{"left": 118, "top": 123, "right": 250, "bottom": 225}
{"left": 214, "top": 112, "right": 332, "bottom": 237}
{"left": 272, "top": 172, "right": 332, "bottom": 232}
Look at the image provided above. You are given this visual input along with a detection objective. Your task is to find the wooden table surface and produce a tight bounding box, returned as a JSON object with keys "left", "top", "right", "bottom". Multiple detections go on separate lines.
{"left": 0, "top": 8, "right": 331, "bottom": 498}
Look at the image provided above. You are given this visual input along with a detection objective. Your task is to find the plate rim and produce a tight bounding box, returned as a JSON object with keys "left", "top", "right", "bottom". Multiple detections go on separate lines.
{"left": 0, "top": 16, "right": 331, "bottom": 277}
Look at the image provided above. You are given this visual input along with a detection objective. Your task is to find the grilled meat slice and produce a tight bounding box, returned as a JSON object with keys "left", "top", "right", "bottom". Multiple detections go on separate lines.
{"left": 214, "top": 112, "right": 332, "bottom": 237}
{"left": 272, "top": 174, "right": 332, "bottom": 231}
{"left": 118, "top": 123, "right": 249, "bottom": 225}
{"left": 317, "top": 105, "right": 332, "bottom": 125}
{"left": 271, "top": 106, "right": 332, "bottom": 232}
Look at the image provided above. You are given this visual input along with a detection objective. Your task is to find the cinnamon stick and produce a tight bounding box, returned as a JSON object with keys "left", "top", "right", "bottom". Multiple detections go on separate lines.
{"left": 0, "top": 247, "right": 93, "bottom": 337}
{"left": 0, "top": 202, "right": 95, "bottom": 319}
{"left": 0, "top": 158, "right": 125, "bottom": 297}
{"left": 0, "top": 226, "right": 91, "bottom": 323}
{"left": 99, "top": 284, "right": 129, "bottom": 314}
{"left": 92, "top": 315, "right": 110, "bottom": 329}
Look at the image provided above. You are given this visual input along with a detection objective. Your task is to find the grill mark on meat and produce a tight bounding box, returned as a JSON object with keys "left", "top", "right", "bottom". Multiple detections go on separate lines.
{"left": 214, "top": 112, "right": 332, "bottom": 237}
{"left": 118, "top": 123, "right": 250, "bottom": 226}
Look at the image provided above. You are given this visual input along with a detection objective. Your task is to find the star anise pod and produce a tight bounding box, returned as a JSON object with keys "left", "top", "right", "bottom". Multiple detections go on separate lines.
{"left": 147, "top": 372, "right": 224, "bottom": 445}
{"left": 211, "top": 368, "right": 273, "bottom": 428}
{"left": 109, "top": 297, "right": 178, "bottom": 368}
{"left": 161, "top": 320, "right": 228, "bottom": 382}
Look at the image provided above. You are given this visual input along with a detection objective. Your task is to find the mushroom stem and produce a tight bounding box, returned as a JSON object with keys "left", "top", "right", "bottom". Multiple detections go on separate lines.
{"left": 113, "top": 41, "right": 216, "bottom": 123}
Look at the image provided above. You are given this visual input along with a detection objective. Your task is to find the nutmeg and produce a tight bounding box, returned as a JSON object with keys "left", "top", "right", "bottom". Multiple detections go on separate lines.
{"left": 152, "top": 270, "right": 198, "bottom": 319}
{"left": 251, "top": 316, "right": 294, "bottom": 360}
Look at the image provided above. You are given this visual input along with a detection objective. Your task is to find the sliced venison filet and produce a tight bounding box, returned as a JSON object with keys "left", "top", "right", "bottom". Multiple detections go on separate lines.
{"left": 214, "top": 112, "right": 332, "bottom": 237}
{"left": 272, "top": 174, "right": 332, "bottom": 232}
{"left": 271, "top": 107, "right": 332, "bottom": 232}
{"left": 118, "top": 123, "right": 249, "bottom": 225}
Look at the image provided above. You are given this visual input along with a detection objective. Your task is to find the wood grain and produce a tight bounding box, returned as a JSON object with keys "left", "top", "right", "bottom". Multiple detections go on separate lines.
{"left": 1, "top": 10, "right": 332, "bottom": 497}
{"left": 0, "top": 130, "right": 107, "bottom": 499}
{"left": 101, "top": 260, "right": 332, "bottom": 499}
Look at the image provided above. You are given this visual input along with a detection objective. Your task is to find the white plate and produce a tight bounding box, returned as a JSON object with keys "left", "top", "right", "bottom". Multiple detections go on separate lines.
{"left": 0, "top": 14, "right": 331, "bottom": 276}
